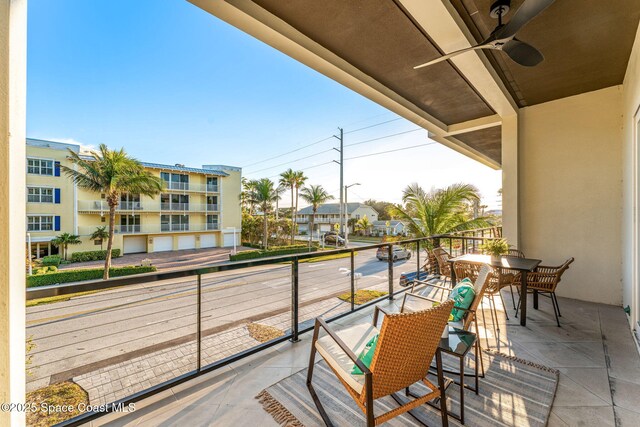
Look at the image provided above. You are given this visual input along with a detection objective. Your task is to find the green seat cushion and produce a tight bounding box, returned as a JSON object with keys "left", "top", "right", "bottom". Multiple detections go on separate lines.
{"left": 449, "top": 279, "right": 476, "bottom": 322}
{"left": 351, "top": 334, "right": 378, "bottom": 375}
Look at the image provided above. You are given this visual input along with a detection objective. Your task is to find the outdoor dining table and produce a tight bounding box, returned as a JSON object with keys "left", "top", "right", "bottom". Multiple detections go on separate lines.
{"left": 448, "top": 253, "right": 542, "bottom": 326}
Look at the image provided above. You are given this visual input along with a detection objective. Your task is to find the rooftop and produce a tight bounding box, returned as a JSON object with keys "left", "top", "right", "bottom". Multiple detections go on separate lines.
{"left": 297, "top": 202, "right": 377, "bottom": 215}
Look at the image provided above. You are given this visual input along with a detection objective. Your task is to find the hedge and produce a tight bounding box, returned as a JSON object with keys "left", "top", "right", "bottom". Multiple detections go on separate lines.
{"left": 241, "top": 242, "right": 314, "bottom": 250}
{"left": 32, "top": 266, "right": 58, "bottom": 275}
{"left": 229, "top": 247, "right": 316, "bottom": 262}
{"left": 42, "top": 255, "right": 61, "bottom": 267}
{"left": 70, "top": 249, "right": 121, "bottom": 263}
{"left": 27, "top": 265, "right": 157, "bottom": 288}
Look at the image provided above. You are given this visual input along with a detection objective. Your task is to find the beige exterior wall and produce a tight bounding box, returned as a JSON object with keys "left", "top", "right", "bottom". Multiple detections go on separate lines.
{"left": 1, "top": 0, "right": 27, "bottom": 424}
{"left": 26, "top": 142, "right": 242, "bottom": 256}
{"left": 519, "top": 85, "right": 624, "bottom": 305}
{"left": 622, "top": 22, "right": 640, "bottom": 327}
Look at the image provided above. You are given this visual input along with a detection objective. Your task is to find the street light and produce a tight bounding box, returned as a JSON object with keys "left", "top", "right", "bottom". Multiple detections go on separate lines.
{"left": 344, "top": 183, "right": 361, "bottom": 247}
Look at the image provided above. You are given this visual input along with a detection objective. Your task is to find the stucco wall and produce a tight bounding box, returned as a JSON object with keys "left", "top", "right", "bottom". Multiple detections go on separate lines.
{"left": 622, "top": 23, "right": 640, "bottom": 327}
{"left": 519, "top": 85, "right": 623, "bottom": 305}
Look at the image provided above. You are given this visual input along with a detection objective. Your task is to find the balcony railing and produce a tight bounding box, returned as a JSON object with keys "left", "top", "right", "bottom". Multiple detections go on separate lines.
{"left": 25, "top": 231, "right": 499, "bottom": 427}
{"left": 78, "top": 224, "right": 222, "bottom": 235}
{"left": 161, "top": 202, "right": 189, "bottom": 211}
{"left": 206, "top": 223, "right": 219, "bottom": 230}
{"left": 165, "top": 182, "right": 189, "bottom": 191}
{"left": 206, "top": 204, "right": 219, "bottom": 211}
{"left": 119, "top": 225, "right": 142, "bottom": 233}
{"left": 160, "top": 183, "right": 220, "bottom": 192}
{"left": 77, "top": 200, "right": 143, "bottom": 211}
{"left": 161, "top": 223, "right": 190, "bottom": 232}
{"left": 206, "top": 184, "right": 219, "bottom": 192}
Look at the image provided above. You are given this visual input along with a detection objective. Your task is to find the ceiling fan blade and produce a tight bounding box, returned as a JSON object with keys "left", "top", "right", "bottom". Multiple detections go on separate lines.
{"left": 502, "top": 39, "right": 544, "bottom": 66}
{"left": 496, "top": 0, "right": 555, "bottom": 39}
{"left": 414, "top": 44, "right": 488, "bottom": 69}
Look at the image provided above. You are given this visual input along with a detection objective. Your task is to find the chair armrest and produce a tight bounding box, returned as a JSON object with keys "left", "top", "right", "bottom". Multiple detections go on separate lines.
{"left": 313, "top": 318, "right": 371, "bottom": 375}
{"left": 372, "top": 305, "right": 393, "bottom": 325}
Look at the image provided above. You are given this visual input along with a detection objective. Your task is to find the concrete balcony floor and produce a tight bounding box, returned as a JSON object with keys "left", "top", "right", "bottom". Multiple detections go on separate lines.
{"left": 90, "top": 289, "right": 640, "bottom": 427}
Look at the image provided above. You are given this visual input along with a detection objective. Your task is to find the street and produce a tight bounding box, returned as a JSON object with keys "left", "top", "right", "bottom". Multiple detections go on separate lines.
{"left": 26, "top": 245, "right": 419, "bottom": 393}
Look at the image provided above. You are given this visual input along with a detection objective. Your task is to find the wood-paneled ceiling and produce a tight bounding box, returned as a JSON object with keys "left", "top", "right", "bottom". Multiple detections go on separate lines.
{"left": 235, "top": 0, "right": 639, "bottom": 166}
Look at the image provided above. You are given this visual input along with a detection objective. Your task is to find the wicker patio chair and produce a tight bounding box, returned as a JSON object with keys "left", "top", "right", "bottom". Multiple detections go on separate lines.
{"left": 307, "top": 301, "right": 454, "bottom": 427}
{"left": 401, "top": 264, "right": 492, "bottom": 390}
{"left": 507, "top": 249, "right": 525, "bottom": 258}
{"left": 432, "top": 247, "right": 453, "bottom": 285}
{"left": 516, "top": 258, "right": 574, "bottom": 327}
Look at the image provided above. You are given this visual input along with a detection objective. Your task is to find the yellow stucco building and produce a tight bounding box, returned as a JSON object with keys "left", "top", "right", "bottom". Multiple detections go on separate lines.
{"left": 26, "top": 138, "right": 242, "bottom": 258}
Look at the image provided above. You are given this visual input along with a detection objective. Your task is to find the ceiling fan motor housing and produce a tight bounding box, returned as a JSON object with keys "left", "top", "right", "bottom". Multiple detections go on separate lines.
{"left": 490, "top": 0, "right": 511, "bottom": 19}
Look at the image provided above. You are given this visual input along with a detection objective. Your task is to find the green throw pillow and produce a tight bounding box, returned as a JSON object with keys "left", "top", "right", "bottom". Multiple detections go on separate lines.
{"left": 449, "top": 280, "right": 476, "bottom": 322}
{"left": 351, "top": 334, "right": 378, "bottom": 375}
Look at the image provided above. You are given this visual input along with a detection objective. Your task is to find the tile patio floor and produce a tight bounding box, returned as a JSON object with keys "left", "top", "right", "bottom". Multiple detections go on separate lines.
{"left": 87, "top": 289, "right": 640, "bottom": 427}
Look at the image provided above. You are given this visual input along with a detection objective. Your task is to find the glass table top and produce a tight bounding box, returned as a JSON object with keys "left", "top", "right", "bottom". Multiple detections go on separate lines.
{"left": 439, "top": 326, "right": 476, "bottom": 356}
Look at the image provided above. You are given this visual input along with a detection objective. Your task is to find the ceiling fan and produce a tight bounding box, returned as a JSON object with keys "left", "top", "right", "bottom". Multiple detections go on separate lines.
{"left": 414, "top": 0, "right": 555, "bottom": 70}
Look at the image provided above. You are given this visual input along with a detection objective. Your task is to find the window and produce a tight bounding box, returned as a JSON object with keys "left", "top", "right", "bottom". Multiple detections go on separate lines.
{"left": 207, "top": 176, "right": 218, "bottom": 191}
{"left": 161, "top": 214, "right": 189, "bottom": 231}
{"left": 161, "top": 172, "right": 189, "bottom": 190}
{"left": 27, "top": 187, "right": 54, "bottom": 203}
{"left": 207, "top": 214, "right": 219, "bottom": 230}
{"left": 27, "top": 215, "right": 54, "bottom": 231}
{"left": 161, "top": 193, "right": 189, "bottom": 209}
{"left": 120, "top": 193, "right": 141, "bottom": 210}
{"left": 27, "top": 158, "right": 54, "bottom": 175}
{"left": 120, "top": 215, "right": 141, "bottom": 233}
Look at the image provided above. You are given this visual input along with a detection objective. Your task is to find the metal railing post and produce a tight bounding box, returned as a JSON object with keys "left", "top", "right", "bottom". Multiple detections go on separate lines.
{"left": 387, "top": 244, "right": 394, "bottom": 300}
{"left": 196, "top": 274, "right": 202, "bottom": 372}
{"left": 350, "top": 251, "right": 355, "bottom": 311}
{"left": 291, "top": 258, "right": 300, "bottom": 342}
{"left": 416, "top": 240, "right": 421, "bottom": 278}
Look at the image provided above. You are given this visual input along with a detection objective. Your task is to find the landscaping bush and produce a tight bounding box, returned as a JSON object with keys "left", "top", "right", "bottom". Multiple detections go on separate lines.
{"left": 41, "top": 255, "right": 61, "bottom": 267}
{"left": 70, "top": 249, "right": 121, "bottom": 262}
{"left": 241, "top": 242, "right": 314, "bottom": 250}
{"left": 32, "top": 266, "right": 58, "bottom": 275}
{"left": 230, "top": 247, "right": 316, "bottom": 261}
{"left": 27, "top": 265, "right": 157, "bottom": 287}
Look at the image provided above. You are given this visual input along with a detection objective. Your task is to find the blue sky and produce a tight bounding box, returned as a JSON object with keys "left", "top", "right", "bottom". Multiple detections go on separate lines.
{"left": 27, "top": 0, "right": 501, "bottom": 208}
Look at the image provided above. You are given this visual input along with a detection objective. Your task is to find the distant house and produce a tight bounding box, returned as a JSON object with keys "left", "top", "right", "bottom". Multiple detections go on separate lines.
{"left": 296, "top": 203, "right": 378, "bottom": 234}
{"left": 372, "top": 220, "right": 406, "bottom": 236}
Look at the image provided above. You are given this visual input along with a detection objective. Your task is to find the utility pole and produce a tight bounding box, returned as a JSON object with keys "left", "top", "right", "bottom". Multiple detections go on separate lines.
{"left": 332, "top": 127, "right": 344, "bottom": 236}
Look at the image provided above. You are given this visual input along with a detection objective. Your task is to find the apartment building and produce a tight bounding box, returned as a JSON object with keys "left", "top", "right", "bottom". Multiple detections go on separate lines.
{"left": 26, "top": 138, "right": 242, "bottom": 258}
{"left": 295, "top": 203, "right": 378, "bottom": 234}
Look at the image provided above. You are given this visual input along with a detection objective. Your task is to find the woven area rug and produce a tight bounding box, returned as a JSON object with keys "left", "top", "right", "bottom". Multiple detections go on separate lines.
{"left": 256, "top": 350, "right": 558, "bottom": 426}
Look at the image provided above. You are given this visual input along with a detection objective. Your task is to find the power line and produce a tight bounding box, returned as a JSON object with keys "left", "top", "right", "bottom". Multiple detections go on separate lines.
{"left": 344, "top": 128, "right": 424, "bottom": 147}
{"left": 344, "top": 118, "right": 402, "bottom": 134}
{"left": 241, "top": 135, "right": 334, "bottom": 169}
{"left": 265, "top": 161, "right": 335, "bottom": 179}
{"left": 245, "top": 148, "right": 334, "bottom": 175}
{"left": 344, "top": 142, "right": 436, "bottom": 161}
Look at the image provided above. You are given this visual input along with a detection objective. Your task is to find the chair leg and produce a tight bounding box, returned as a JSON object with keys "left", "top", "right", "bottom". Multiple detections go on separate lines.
{"left": 480, "top": 298, "right": 490, "bottom": 349}
{"left": 488, "top": 295, "right": 499, "bottom": 333}
{"left": 475, "top": 319, "right": 485, "bottom": 380}
{"left": 307, "top": 323, "right": 336, "bottom": 427}
{"left": 553, "top": 292, "right": 562, "bottom": 317}
{"left": 498, "top": 290, "right": 510, "bottom": 321}
{"left": 550, "top": 293, "right": 561, "bottom": 327}
{"left": 508, "top": 282, "right": 517, "bottom": 310}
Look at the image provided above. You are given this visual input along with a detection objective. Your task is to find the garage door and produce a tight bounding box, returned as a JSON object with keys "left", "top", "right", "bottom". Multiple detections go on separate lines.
{"left": 178, "top": 235, "right": 196, "bottom": 250}
{"left": 153, "top": 236, "right": 173, "bottom": 252}
{"left": 201, "top": 234, "right": 217, "bottom": 248}
{"left": 223, "top": 232, "right": 236, "bottom": 247}
{"left": 123, "top": 236, "right": 147, "bottom": 254}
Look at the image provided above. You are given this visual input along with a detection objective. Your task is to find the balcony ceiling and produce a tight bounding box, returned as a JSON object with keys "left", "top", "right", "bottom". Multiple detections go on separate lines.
{"left": 192, "top": 0, "right": 640, "bottom": 167}
{"left": 451, "top": 0, "right": 640, "bottom": 107}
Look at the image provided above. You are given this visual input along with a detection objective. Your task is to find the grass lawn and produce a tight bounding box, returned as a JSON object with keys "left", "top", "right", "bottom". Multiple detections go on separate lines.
{"left": 247, "top": 323, "right": 285, "bottom": 342}
{"left": 348, "top": 236, "right": 384, "bottom": 243}
{"left": 338, "top": 289, "right": 388, "bottom": 305}
{"left": 26, "top": 381, "right": 89, "bottom": 427}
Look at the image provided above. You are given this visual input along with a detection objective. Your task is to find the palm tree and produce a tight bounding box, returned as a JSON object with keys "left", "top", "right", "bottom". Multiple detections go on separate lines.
{"left": 390, "top": 183, "right": 490, "bottom": 243}
{"left": 51, "top": 233, "right": 81, "bottom": 261}
{"left": 90, "top": 226, "right": 109, "bottom": 250}
{"left": 62, "top": 144, "right": 164, "bottom": 279}
{"left": 299, "top": 184, "right": 334, "bottom": 240}
{"left": 279, "top": 169, "right": 307, "bottom": 244}
{"left": 355, "top": 215, "right": 373, "bottom": 236}
{"left": 247, "top": 178, "right": 279, "bottom": 249}
{"left": 274, "top": 184, "right": 286, "bottom": 221}
{"left": 240, "top": 177, "right": 257, "bottom": 214}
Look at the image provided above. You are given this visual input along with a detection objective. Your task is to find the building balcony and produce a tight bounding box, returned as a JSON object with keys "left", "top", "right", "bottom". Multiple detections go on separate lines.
{"left": 161, "top": 183, "right": 220, "bottom": 193}
{"left": 206, "top": 223, "right": 219, "bottom": 230}
{"left": 77, "top": 200, "right": 144, "bottom": 212}
{"left": 77, "top": 224, "right": 220, "bottom": 235}
{"left": 24, "top": 234, "right": 640, "bottom": 427}
{"left": 161, "top": 202, "right": 190, "bottom": 211}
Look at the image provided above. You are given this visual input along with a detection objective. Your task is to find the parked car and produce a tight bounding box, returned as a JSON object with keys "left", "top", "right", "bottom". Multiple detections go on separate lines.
{"left": 376, "top": 246, "right": 412, "bottom": 262}
{"left": 323, "top": 232, "right": 345, "bottom": 246}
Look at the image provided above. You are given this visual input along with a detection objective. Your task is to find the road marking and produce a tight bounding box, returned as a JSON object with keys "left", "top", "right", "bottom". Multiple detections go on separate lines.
{"left": 307, "top": 263, "right": 325, "bottom": 268}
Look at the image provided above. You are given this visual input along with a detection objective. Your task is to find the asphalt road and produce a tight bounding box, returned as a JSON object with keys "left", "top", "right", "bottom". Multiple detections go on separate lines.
{"left": 26, "top": 245, "right": 420, "bottom": 391}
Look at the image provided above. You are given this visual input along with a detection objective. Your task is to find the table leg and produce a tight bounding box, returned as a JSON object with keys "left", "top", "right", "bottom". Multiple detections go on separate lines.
{"left": 459, "top": 355, "right": 465, "bottom": 424}
{"left": 520, "top": 271, "right": 528, "bottom": 326}
{"left": 533, "top": 290, "right": 539, "bottom": 310}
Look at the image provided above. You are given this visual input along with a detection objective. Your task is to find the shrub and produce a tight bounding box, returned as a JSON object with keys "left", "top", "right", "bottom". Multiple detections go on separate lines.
{"left": 70, "top": 249, "right": 121, "bottom": 263}
{"left": 27, "top": 265, "right": 157, "bottom": 288}
{"left": 229, "top": 247, "right": 316, "bottom": 261}
{"left": 241, "top": 242, "right": 313, "bottom": 250}
{"left": 32, "top": 266, "right": 58, "bottom": 275}
{"left": 41, "top": 255, "right": 61, "bottom": 267}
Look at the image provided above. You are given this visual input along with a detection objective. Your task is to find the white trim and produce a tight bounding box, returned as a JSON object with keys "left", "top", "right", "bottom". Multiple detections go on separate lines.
{"left": 26, "top": 185, "right": 55, "bottom": 203}
{"left": 632, "top": 103, "right": 640, "bottom": 329}
{"left": 26, "top": 156, "right": 55, "bottom": 176}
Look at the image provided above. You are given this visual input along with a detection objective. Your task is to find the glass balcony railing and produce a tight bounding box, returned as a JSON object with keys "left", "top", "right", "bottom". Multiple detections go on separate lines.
{"left": 161, "top": 203, "right": 189, "bottom": 211}
{"left": 119, "top": 225, "right": 142, "bottom": 233}
{"left": 206, "top": 223, "right": 219, "bottom": 230}
{"left": 206, "top": 204, "right": 219, "bottom": 211}
{"left": 161, "top": 224, "right": 190, "bottom": 232}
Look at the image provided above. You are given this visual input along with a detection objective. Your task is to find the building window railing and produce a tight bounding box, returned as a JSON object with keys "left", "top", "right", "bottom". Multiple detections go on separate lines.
{"left": 119, "top": 201, "right": 142, "bottom": 210}
{"left": 206, "top": 223, "right": 219, "bottom": 230}
{"left": 206, "top": 184, "right": 219, "bottom": 192}
{"left": 119, "top": 225, "right": 142, "bottom": 233}
{"left": 206, "top": 204, "right": 218, "bottom": 211}
{"left": 161, "top": 203, "right": 189, "bottom": 210}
